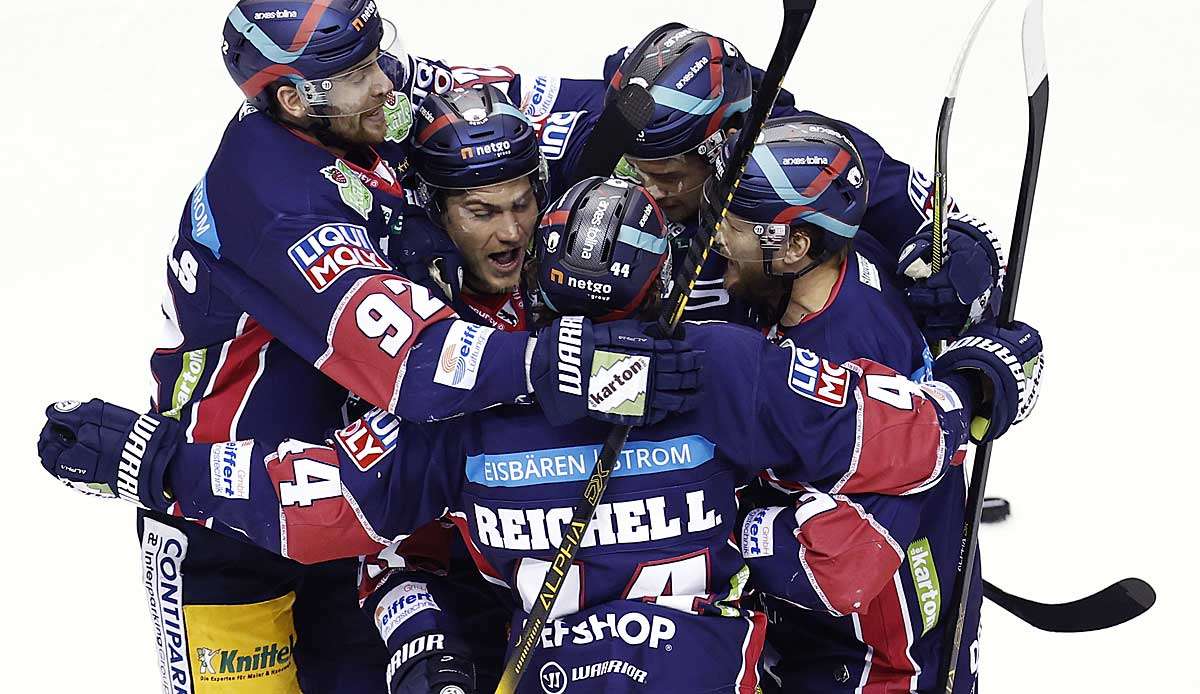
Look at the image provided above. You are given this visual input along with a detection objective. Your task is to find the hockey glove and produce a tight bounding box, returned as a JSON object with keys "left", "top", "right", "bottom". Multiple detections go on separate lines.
{"left": 935, "top": 321, "right": 1043, "bottom": 443}
{"left": 37, "top": 399, "right": 177, "bottom": 511}
{"left": 898, "top": 212, "right": 1005, "bottom": 341}
{"left": 530, "top": 316, "right": 703, "bottom": 427}
{"left": 388, "top": 635, "right": 476, "bottom": 694}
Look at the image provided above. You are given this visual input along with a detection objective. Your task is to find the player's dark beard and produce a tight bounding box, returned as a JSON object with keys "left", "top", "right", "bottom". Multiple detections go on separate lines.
{"left": 729, "top": 270, "right": 792, "bottom": 329}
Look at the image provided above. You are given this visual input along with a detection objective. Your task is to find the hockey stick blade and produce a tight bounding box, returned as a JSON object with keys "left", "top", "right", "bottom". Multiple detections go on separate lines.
{"left": 941, "top": 2, "right": 1049, "bottom": 691}
{"left": 984, "top": 578, "right": 1156, "bottom": 633}
{"left": 570, "top": 83, "right": 655, "bottom": 181}
{"left": 931, "top": 0, "right": 999, "bottom": 272}
{"left": 494, "top": 4, "right": 817, "bottom": 692}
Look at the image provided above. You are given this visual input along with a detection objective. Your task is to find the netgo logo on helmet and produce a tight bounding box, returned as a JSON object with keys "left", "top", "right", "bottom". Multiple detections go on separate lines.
{"left": 288, "top": 223, "right": 388, "bottom": 292}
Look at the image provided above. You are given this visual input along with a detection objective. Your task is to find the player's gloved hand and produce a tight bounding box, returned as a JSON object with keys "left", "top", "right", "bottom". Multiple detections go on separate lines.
{"left": 386, "top": 633, "right": 475, "bottom": 691}
{"left": 935, "top": 321, "right": 1043, "bottom": 443}
{"left": 898, "top": 212, "right": 1005, "bottom": 341}
{"left": 530, "top": 316, "right": 703, "bottom": 427}
{"left": 37, "top": 399, "right": 177, "bottom": 511}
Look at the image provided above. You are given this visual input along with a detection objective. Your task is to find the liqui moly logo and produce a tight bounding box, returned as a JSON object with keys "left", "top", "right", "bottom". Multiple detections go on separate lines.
{"left": 288, "top": 223, "right": 388, "bottom": 292}
{"left": 334, "top": 408, "right": 399, "bottom": 472}
{"left": 784, "top": 342, "right": 849, "bottom": 407}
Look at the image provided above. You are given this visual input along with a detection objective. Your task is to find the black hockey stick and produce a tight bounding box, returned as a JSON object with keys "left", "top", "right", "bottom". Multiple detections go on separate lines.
{"left": 940, "top": 2, "right": 1050, "bottom": 690}
{"left": 571, "top": 83, "right": 655, "bottom": 181}
{"left": 930, "top": 0, "right": 998, "bottom": 273}
{"left": 983, "top": 578, "right": 1156, "bottom": 633}
{"left": 495, "top": 3, "right": 818, "bottom": 691}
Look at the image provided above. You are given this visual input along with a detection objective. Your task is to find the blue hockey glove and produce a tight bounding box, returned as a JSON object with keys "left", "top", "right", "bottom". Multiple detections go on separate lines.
{"left": 37, "top": 399, "right": 177, "bottom": 511}
{"left": 935, "top": 321, "right": 1043, "bottom": 443}
{"left": 898, "top": 212, "right": 1005, "bottom": 341}
{"left": 530, "top": 316, "right": 703, "bottom": 427}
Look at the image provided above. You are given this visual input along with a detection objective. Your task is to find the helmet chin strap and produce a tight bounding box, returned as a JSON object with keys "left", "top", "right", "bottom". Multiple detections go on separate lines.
{"left": 755, "top": 246, "right": 835, "bottom": 328}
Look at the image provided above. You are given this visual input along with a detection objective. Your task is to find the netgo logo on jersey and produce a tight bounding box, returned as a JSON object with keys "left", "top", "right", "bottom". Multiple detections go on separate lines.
{"left": 785, "top": 343, "right": 849, "bottom": 407}
{"left": 335, "top": 408, "right": 399, "bottom": 472}
{"left": 289, "top": 223, "right": 388, "bottom": 292}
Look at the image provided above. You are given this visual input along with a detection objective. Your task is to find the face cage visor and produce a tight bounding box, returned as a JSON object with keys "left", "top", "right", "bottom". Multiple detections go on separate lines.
{"left": 294, "top": 18, "right": 404, "bottom": 118}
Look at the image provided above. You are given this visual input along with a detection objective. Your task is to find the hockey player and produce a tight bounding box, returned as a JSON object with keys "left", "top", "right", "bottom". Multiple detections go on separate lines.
{"left": 513, "top": 22, "right": 1003, "bottom": 336}
{"left": 711, "top": 117, "right": 1023, "bottom": 692}
{"left": 139, "top": 2, "right": 700, "bottom": 692}
{"left": 41, "top": 177, "right": 1043, "bottom": 693}
{"left": 392, "top": 84, "right": 549, "bottom": 330}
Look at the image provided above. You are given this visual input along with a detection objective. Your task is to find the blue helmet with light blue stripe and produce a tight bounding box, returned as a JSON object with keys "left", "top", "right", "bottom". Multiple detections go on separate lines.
{"left": 412, "top": 85, "right": 549, "bottom": 217}
{"left": 708, "top": 116, "right": 869, "bottom": 276}
{"left": 222, "top": 0, "right": 392, "bottom": 112}
{"left": 609, "top": 23, "right": 753, "bottom": 161}
{"left": 535, "top": 177, "right": 672, "bottom": 321}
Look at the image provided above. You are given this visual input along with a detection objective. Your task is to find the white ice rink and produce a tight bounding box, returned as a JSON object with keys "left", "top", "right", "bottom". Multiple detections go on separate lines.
{"left": 1, "top": 0, "right": 1195, "bottom": 690}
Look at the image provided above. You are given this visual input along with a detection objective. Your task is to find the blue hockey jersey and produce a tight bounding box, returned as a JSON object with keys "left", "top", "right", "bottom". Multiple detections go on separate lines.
{"left": 156, "top": 322, "right": 972, "bottom": 693}
{"left": 741, "top": 236, "right": 981, "bottom": 694}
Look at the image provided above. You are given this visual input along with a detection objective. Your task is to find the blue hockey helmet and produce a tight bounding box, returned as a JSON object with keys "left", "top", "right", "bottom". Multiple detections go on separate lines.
{"left": 707, "top": 116, "right": 869, "bottom": 276}
{"left": 608, "top": 23, "right": 753, "bottom": 162}
{"left": 222, "top": 0, "right": 401, "bottom": 114}
{"left": 412, "top": 85, "right": 549, "bottom": 216}
{"left": 535, "top": 177, "right": 672, "bottom": 321}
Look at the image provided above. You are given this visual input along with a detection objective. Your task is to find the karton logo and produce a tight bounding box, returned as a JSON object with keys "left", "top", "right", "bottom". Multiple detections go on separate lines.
{"left": 209, "top": 440, "right": 253, "bottom": 500}
{"left": 587, "top": 351, "right": 648, "bottom": 418}
{"left": 545, "top": 231, "right": 561, "bottom": 253}
{"left": 288, "top": 223, "right": 388, "bottom": 292}
{"left": 351, "top": 0, "right": 378, "bottom": 31}
{"left": 540, "top": 611, "right": 676, "bottom": 651}
{"left": 847, "top": 166, "right": 864, "bottom": 188}
{"left": 433, "top": 321, "right": 495, "bottom": 391}
{"left": 335, "top": 408, "right": 399, "bottom": 472}
{"left": 52, "top": 400, "right": 81, "bottom": 413}
{"left": 374, "top": 581, "right": 440, "bottom": 642}
{"left": 907, "top": 538, "right": 942, "bottom": 635}
{"left": 784, "top": 342, "right": 849, "bottom": 407}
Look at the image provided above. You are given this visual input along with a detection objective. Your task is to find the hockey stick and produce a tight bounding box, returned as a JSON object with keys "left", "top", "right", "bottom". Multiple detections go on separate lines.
{"left": 940, "top": 2, "right": 1050, "bottom": 690}
{"left": 495, "top": 3, "right": 818, "bottom": 691}
{"left": 983, "top": 578, "right": 1156, "bottom": 633}
{"left": 930, "top": 0, "right": 998, "bottom": 273}
{"left": 571, "top": 83, "right": 656, "bottom": 180}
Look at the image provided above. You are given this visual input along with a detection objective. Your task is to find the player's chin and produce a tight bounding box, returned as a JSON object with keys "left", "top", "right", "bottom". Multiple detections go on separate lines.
{"left": 353, "top": 110, "right": 388, "bottom": 144}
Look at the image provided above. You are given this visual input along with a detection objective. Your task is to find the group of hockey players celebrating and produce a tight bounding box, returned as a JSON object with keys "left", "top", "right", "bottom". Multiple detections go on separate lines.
{"left": 36, "top": 1, "right": 1046, "bottom": 692}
